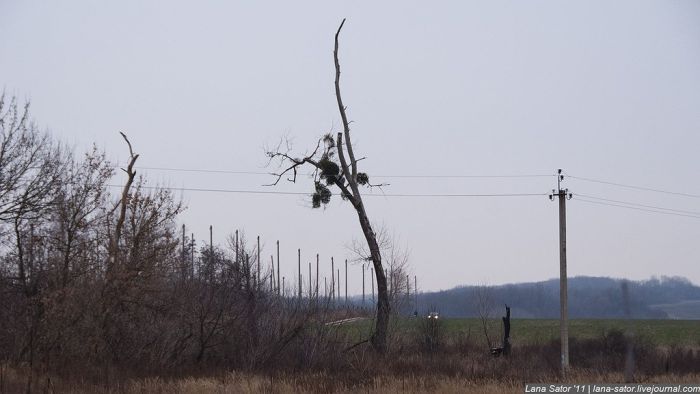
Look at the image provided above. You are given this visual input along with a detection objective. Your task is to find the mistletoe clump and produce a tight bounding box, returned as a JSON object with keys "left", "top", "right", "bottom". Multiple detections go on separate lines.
{"left": 357, "top": 172, "right": 369, "bottom": 185}
{"left": 322, "top": 133, "right": 335, "bottom": 148}
{"left": 318, "top": 156, "right": 340, "bottom": 185}
{"left": 312, "top": 181, "right": 332, "bottom": 208}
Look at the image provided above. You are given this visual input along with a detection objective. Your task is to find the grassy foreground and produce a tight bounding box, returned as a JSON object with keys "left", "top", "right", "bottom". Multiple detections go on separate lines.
{"left": 2, "top": 367, "right": 698, "bottom": 394}
{"left": 2, "top": 318, "right": 697, "bottom": 393}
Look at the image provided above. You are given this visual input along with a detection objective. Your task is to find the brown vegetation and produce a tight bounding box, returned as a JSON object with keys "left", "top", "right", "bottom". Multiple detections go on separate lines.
{"left": 1, "top": 333, "right": 699, "bottom": 393}
{"left": 2, "top": 92, "right": 699, "bottom": 393}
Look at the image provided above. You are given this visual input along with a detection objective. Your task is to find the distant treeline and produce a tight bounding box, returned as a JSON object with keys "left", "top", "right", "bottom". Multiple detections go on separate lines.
{"left": 416, "top": 276, "right": 700, "bottom": 319}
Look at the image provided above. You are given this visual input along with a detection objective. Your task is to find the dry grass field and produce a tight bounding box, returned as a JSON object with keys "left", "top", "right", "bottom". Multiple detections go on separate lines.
{"left": 2, "top": 313, "right": 698, "bottom": 393}
{"left": 2, "top": 367, "right": 699, "bottom": 394}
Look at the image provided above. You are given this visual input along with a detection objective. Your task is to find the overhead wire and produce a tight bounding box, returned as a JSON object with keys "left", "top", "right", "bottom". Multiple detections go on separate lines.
{"left": 575, "top": 193, "right": 700, "bottom": 216}
{"left": 106, "top": 184, "right": 547, "bottom": 198}
{"left": 108, "top": 167, "right": 700, "bottom": 219}
{"left": 566, "top": 174, "right": 700, "bottom": 199}
{"left": 574, "top": 197, "right": 700, "bottom": 220}
{"left": 135, "top": 167, "right": 268, "bottom": 175}
{"left": 131, "top": 166, "right": 554, "bottom": 179}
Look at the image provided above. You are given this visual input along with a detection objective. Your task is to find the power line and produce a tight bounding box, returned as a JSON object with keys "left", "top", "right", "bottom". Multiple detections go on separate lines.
{"left": 135, "top": 166, "right": 269, "bottom": 175}
{"left": 130, "top": 166, "right": 554, "bottom": 179}
{"left": 361, "top": 174, "right": 553, "bottom": 179}
{"left": 567, "top": 174, "right": 700, "bottom": 199}
{"left": 575, "top": 197, "right": 700, "bottom": 220}
{"left": 576, "top": 193, "right": 700, "bottom": 216}
{"left": 106, "top": 184, "right": 546, "bottom": 198}
{"left": 361, "top": 192, "right": 547, "bottom": 198}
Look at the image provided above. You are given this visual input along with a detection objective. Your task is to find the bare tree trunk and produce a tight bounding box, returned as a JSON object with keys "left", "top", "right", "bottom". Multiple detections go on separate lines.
{"left": 265, "top": 19, "right": 390, "bottom": 353}
{"left": 333, "top": 20, "right": 389, "bottom": 353}
{"left": 107, "top": 133, "right": 138, "bottom": 274}
{"left": 354, "top": 202, "right": 389, "bottom": 352}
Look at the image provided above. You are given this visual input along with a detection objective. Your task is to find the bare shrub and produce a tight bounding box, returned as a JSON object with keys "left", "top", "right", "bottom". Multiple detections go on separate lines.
{"left": 471, "top": 285, "right": 498, "bottom": 350}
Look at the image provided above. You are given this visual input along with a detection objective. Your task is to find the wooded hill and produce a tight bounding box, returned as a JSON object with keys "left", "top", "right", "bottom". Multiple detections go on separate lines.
{"left": 416, "top": 276, "right": 700, "bottom": 319}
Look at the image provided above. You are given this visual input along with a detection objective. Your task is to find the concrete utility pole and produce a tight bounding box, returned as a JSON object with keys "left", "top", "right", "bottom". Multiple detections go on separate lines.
{"left": 181, "top": 224, "right": 186, "bottom": 256}
{"left": 270, "top": 256, "right": 275, "bottom": 292}
{"left": 245, "top": 254, "right": 250, "bottom": 291}
{"left": 371, "top": 267, "right": 375, "bottom": 302}
{"left": 190, "top": 233, "right": 195, "bottom": 275}
{"left": 331, "top": 257, "right": 335, "bottom": 302}
{"left": 362, "top": 263, "right": 366, "bottom": 306}
{"left": 276, "top": 241, "right": 280, "bottom": 295}
{"left": 345, "top": 259, "right": 348, "bottom": 304}
{"left": 414, "top": 275, "right": 418, "bottom": 313}
{"left": 298, "top": 249, "right": 302, "bottom": 299}
{"left": 308, "top": 262, "right": 312, "bottom": 297}
{"left": 316, "top": 254, "right": 319, "bottom": 299}
{"left": 406, "top": 274, "right": 410, "bottom": 301}
{"left": 550, "top": 168, "right": 573, "bottom": 375}
{"left": 257, "top": 236, "right": 261, "bottom": 288}
{"left": 385, "top": 268, "right": 389, "bottom": 294}
{"left": 181, "top": 224, "right": 186, "bottom": 279}
{"left": 209, "top": 226, "right": 214, "bottom": 280}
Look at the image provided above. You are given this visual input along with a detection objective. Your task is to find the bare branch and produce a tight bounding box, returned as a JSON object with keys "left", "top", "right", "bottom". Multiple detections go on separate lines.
{"left": 264, "top": 137, "right": 323, "bottom": 186}
{"left": 334, "top": 19, "right": 358, "bottom": 181}
{"left": 119, "top": 132, "right": 135, "bottom": 159}
{"left": 366, "top": 182, "right": 390, "bottom": 192}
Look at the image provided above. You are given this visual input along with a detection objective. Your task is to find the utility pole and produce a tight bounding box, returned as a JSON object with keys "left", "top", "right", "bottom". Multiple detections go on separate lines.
{"left": 308, "top": 262, "right": 312, "bottom": 298}
{"left": 298, "top": 248, "right": 302, "bottom": 299}
{"left": 257, "top": 236, "right": 261, "bottom": 289}
{"left": 316, "top": 254, "right": 319, "bottom": 299}
{"left": 371, "top": 267, "right": 375, "bottom": 302}
{"left": 276, "top": 241, "right": 280, "bottom": 295}
{"left": 550, "top": 168, "right": 573, "bottom": 375}
{"left": 245, "top": 254, "right": 250, "bottom": 291}
{"left": 337, "top": 268, "right": 341, "bottom": 299}
{"left": 387, "top": 267, "right": 393, "bottom": 303}
{"left": 406, "top": 274, "right": 410, "bottom": 307}
{"left": 345, "top": 259, "right": 348, "bottom": 304}
{"left": 270, "top": 256, "right": 275, "bottom": 293}
{"left": 331, "top": 257, "right": 335, "bottom": 302}
{"left": 209, "top": 226, "right": 214, "bottom": 280}
{"left": 190, "top": 233, "right": 195, "bottom": 276}
{"left": 414, "top": 275, "right": 418, "bottom": 314}
{"left": 181, "top": 224, "right": 186, "bottom": 279}
{"left": 362, "top": 263, "right": 365, "bottom": 307}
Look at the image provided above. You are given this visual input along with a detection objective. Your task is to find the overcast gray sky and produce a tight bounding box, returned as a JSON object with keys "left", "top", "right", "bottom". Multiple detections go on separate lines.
{"left": 2, "top": 1, "right": 699, "bottom": 292}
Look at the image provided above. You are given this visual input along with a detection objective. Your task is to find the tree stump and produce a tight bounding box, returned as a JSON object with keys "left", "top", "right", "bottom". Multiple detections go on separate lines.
{"left": 490, "top": 305, "right": 511, "bottom": 357}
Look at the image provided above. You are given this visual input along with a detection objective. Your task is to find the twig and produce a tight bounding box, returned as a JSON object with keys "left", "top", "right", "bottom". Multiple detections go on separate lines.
{"left": 344, "top": 338, "right": 370, "bottom": 352}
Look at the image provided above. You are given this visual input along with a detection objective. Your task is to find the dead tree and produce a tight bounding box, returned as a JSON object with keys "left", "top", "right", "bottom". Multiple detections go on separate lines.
{"left": 502, "top": 304, "right": 511, "bottom": 355}
{"left": 265, "top": 19, "right": 391, "bottom": 353}
{"left": 490, "top": 304, "right": 511, "bottom": 357}
{"left": 107, "top": 132, "right": 138, "bottom": 273}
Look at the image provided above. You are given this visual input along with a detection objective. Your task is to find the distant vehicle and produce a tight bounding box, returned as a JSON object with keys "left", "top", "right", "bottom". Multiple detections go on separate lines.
{"left": 427, "top": 312, "right": 440, "bottom": 319}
